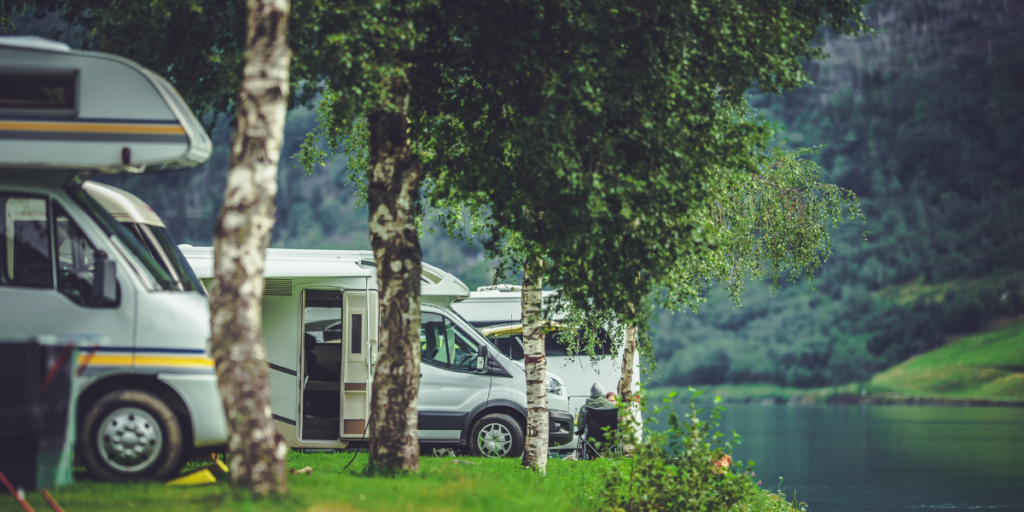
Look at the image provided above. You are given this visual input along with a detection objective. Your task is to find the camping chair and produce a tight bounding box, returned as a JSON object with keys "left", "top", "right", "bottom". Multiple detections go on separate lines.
{"left": 576, "top": 407, "right": 620, "bottom": 460}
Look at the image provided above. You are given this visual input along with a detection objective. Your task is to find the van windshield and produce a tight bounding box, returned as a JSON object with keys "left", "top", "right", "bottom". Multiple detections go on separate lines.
{"left": 67, "top": 186, "right": 178, "bottom": 291}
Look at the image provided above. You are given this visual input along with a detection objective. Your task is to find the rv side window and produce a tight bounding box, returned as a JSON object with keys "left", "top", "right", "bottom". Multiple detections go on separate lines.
{"left": 53, "top": 203, "right": 116, "bottom": 307}
{"left": 1, "top": 194, "right": 53, "bottom": 289}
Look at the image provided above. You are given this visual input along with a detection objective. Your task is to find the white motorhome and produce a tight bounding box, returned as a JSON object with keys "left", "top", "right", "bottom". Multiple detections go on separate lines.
{"left": 452, "top": 285, "right": 642, "bottom": 445}
{"left": 0, "top": 37, "right": 227, "bottom": 480}
{"left": 181, "top": 247, "right": 575, "bottom": 457}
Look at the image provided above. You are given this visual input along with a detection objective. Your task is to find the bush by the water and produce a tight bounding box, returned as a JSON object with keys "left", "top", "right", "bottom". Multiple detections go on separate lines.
{"left": 602, "top": 389, "right": 782, "bottom": 512}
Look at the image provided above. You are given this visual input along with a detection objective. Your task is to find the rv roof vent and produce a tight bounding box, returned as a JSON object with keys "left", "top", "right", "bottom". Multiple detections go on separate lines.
{"left": 477, "top": 284, "right": 522, "bottom": 293}
{"left": 264, "top": 278, "right": 293, "bottom": 297}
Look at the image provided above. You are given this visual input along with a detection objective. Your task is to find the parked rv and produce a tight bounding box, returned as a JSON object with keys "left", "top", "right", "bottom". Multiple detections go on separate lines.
{"left": 451, "top": 285, "right": 642, "bottom": 447}
{"left": 0, "top": 36, "right": 227, "bottom": 480}
{"left": 181, "top": 247, "right": 575, "bottom": 457}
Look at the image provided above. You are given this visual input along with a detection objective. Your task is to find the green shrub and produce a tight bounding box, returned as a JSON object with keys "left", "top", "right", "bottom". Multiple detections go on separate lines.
{"left": 601, "top": 388, "right": 758, "bottom": 512}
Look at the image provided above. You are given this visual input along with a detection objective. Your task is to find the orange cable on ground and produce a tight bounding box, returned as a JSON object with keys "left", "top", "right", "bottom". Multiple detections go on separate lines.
{"left": 40, "top": 489, "right": 64, "bottom": 512}
{"left": 0, "top": 468, "right": 36, "bottom": 512}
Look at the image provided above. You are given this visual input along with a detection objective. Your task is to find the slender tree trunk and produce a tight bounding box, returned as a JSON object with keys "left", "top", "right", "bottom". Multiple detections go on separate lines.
{"left": 521, "top": 256, "right": 548, "bottom": 472}
{"left": 617, "top": 322, "right": 638, "bottom": 455}
{"left": 365, "top": 74, "right": 423, "bottom": 475}
{"left": 617, "top": 323, "right": 637, "bottom": 401}
{"left": 209, "top": 0, "right": 291, "bottom": 495}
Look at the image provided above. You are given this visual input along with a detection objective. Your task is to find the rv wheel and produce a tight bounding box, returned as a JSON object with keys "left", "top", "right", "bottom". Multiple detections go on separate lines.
{"left": 469, "top": 413, "right": 524, "bottom": 458}
{"left": 80, "top": 389, "right": 185, "bottom": 481}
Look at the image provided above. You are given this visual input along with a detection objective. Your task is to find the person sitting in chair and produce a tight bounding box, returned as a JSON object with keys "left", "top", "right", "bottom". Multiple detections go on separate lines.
{"left": 575, "top": 383, "right": 619, "bottom": 459}
{"left": 578, "top": 383, "right": 615, "bottom": 424}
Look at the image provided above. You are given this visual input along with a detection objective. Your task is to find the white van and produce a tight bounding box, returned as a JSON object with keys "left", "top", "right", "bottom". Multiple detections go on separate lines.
{"left": 0, "top": 37, "right": 227, "bottom": 480}
{"left": 451, "top": 285, "right": 642, "bottom": 446}
{"left": 181, "top": 247, "right": 575, "bottom": 457}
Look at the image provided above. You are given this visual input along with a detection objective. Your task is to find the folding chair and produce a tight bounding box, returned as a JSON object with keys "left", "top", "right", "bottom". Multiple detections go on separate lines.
{"left": 576, "top": 407, "right": 620, "bottom": 460}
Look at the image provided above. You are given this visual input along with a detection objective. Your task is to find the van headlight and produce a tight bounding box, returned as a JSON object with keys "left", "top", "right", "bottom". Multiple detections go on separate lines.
{"left": 547, "top": 376, "right": 563, "bottom": 396}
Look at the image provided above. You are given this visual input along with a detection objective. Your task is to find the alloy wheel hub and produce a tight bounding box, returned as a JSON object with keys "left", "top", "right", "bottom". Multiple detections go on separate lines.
{"left": 478, "top": 423, "right": 512, "bottom": 457}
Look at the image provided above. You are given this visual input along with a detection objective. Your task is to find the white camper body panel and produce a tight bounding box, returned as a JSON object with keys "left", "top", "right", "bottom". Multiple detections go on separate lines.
{"left": 0, "top": 37, "right": 211, "bottom": 171}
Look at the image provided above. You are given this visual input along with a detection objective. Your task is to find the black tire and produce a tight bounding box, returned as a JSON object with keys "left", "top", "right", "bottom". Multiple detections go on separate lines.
{"left": 80, "top": 389, "right": 185, "bottom": 481}
{"left": 468, "top": 413, "right": 524, "bottom": 458}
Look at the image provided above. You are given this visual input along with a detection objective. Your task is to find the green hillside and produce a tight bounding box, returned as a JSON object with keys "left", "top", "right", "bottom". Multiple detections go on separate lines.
{"left": 870, "top": 320, "right": 1024, "bottom": 402}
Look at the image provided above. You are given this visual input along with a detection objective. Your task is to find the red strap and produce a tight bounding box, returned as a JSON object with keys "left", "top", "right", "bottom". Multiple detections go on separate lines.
{"left": 76, "top": 344, "right": 100, "bottom": 377}
{"left": 40, "top": 489, "right": 64, "bottom": 512}
{"left": 38, "top": 344, "right": 75, "bottom": 395}
{"left": 0, "top": 468, "right": 36, "bottom": 512}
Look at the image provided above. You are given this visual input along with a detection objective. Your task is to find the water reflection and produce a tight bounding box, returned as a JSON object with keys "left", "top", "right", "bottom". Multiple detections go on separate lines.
{"left": 651, "top": 403, "right": 1024, "bottom": 511}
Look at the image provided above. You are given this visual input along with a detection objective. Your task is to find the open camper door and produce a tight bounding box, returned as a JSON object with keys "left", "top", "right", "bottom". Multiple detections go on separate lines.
{"left": 340, "top": 290, "right": 379, "bottom": 439}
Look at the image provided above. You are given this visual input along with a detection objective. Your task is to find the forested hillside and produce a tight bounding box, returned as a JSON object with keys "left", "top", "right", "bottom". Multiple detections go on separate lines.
{"left": 650, "top": 0, "right": 1024, "bottom": 388}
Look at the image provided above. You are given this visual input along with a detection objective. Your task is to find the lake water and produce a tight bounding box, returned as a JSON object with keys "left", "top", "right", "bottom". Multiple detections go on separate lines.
{"left": 656, "top": 404, "right": 1024, "bottom": 511}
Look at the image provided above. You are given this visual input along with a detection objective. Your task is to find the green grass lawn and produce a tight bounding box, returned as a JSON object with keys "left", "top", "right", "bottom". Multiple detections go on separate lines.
{"left": 4, "top": 453, "right": 802, "bottom": 512}
{"left": 869, "top": 319, "right": 1024, "bottom": 402}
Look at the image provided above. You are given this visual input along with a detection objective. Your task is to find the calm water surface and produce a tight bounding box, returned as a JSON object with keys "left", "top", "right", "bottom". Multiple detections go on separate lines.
{"left": 662, "top": 404, "right": 1024, "bottom": 512}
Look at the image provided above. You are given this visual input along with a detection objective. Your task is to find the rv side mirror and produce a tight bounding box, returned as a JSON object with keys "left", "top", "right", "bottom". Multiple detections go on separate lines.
{"left": 93, "top": 251, "right": 118, "bottom": 305}
{"left": 476, "top": 344, "right": 488, "bottom": 372}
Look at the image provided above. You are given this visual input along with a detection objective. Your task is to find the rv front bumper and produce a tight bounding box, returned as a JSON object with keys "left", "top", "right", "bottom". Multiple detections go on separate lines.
{"left": 548, "top": 409, "right": 575, "bottom": 446}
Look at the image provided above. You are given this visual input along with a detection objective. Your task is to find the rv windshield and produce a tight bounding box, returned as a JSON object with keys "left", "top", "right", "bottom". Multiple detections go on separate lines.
{"left": 122, "top": 222, "right": 204, "bottom": 294}
{"left": 68, "top": 186, "right": 178, "bottom": 291}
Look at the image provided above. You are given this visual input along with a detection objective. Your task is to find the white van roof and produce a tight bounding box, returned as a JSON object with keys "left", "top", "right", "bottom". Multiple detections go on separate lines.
{"left": 82, "top": 181, "right": 164, "bottom": 226}
{"left": 451, "top": 285, "right": 560, "bottom": 325}
{"left": 0, "top": 36, "right": 211, "bottom": 172}
{"left": 179, "top": 246, "right": 470, "bottom": 304}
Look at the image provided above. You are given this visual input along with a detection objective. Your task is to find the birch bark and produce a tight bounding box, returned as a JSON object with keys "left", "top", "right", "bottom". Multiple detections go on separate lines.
{"left": 208, "top": 0, "right": 290, "bottom": 495}
{"left": 365, "top": 75, "right": 423, "bottom": 475}
{"left": 617, "top": 322, "right": 638, "bottom": 454}
{"left": 521, "top": 257, "right": 548, "bottom": 472}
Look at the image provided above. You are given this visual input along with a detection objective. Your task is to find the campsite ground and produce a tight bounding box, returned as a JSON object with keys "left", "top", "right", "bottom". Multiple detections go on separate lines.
{"left": 7, "top": 454, "right": 802, "bottom": 512}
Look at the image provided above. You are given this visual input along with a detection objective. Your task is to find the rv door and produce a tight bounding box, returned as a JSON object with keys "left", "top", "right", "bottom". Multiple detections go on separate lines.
{"left": 340, "top": 290, "right": 378, "bottom": 439}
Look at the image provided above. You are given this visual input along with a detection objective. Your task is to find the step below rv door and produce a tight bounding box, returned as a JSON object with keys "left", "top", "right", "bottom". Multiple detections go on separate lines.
{"left": 340, "top": 289, "right": 379, "bottom": 439}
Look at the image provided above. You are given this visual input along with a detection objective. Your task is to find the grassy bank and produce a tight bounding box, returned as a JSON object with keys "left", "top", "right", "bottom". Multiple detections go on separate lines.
{"left": 655, "top": 319, "right": 1024, "bottom": 406}
{"left": 869, "top": 318, "right": 1024, "bottom": 402}
{"left": 4, "top": 454, "right": 803, "bottom": 512}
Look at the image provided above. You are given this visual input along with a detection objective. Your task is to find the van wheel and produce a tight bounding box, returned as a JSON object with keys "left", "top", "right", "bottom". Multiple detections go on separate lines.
{"left": 80, "top": 390, "right": 185, "bottom": 481}
{"left": 469, "top": 413, "right": 524, "bottom": 458}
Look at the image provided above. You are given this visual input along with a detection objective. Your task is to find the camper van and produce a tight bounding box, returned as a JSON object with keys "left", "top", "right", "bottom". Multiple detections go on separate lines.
{"left": 0, "top": 37, "right": 227, "bottom": 480}
{"left": 451, "top": 285, "right": 642, "bottom": 446}
{"left": 181, "top": 247, "right": 575, "bottom": 457}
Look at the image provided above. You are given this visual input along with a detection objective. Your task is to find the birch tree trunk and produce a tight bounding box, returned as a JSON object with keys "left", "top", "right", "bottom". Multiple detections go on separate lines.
{"left": 365, "top": 74, "right": 423, "bottom": 475}
{"left": 617, "top": 322, "right": 638, "bottom": 455}
{"left": 617, "top": 323, "right": 637, "bottom": 401}
{"left": 521, "top": 257, "right": 548, "bottom": 472}
{"left": 209, "top": 0, "right": 291, "bottom": 495}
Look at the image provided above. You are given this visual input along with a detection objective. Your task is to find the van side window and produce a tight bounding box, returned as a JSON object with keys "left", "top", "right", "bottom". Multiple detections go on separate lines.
{"left": 53, "top": 203, "right": 113, "bottom": 307}
{"left": 445, "top": 320, "right": 483, "bottom": 371}
{"left": 420, "top": 313, "right": 448, "bottom": 368}
{"left": 1, "top": 194, "right": 53, "bottom": 288}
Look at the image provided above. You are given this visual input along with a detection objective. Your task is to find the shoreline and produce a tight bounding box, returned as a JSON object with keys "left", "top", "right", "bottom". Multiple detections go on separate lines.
{"left": 723, "top": 392, "right": 1024, "bottom": 408}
